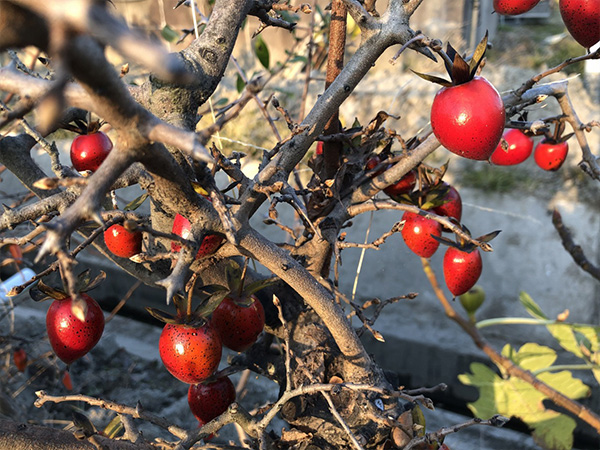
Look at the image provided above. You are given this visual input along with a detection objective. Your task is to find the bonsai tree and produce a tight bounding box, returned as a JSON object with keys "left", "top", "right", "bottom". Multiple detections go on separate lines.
{"left": 0, "top": 0, "right": 599, "bottom": 449}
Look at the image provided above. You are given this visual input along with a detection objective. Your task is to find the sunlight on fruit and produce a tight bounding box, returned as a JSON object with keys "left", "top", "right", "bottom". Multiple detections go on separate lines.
{"left": 175, "top": 343, "right": 185, "bottom": 355}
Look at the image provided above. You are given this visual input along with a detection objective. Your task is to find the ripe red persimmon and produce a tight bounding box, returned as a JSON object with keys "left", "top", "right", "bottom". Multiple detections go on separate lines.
{"left": 401, "top": 211, "right": 442, "bottom": 258}
{"left": 171, "top": 214, "right": 223, "bottom": 259}
{"left": 431, "top": 77, "right": 505, "bottom": 161}
{"left": 70, "top": 131, "right": 113, "bottom": 172}
{"left": 159, "top": 322, "right": 222, "bottom": 384}
{"left": 188, "top": 376, "right": 236, "bottom": 426}
{"left": 211, "top": 295, "right": 265, "bottom": 352}
{"left": 493, "top": 0, "right": 541, "bottom": 15}
{"left": 104, "top": 224, "right": 142, "bottom": 258}
{"left": 490, "top": 129, "right": 534, "bottom": 166}
{"left": 46, "top": 294, "right": 105, "bottom": 364}
{"left": 559, "top": 0, "right": 600, "bottom": 49}
{"left": 443, "top": 247, "right": 483, "bottom": 297}
{"left": 534, "top": 139, "right": 569, "bottom": 171}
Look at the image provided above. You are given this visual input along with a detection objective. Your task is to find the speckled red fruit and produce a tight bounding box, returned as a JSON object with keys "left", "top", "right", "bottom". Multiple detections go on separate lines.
{"left": 433, "top": 183, "right": 462, "bottom": 223}
{"left": 104, "top": 224, "right": 142, "bottom": 258}
{"left": 171, "top": 214, "right": 223, "bottom": 259}
{"left": 494, "top": 0, "right": 541, "bottom": 15}
{"left": 384, "top": 170, "right": 417, "bottom": 196}
{"left": 431, "top": 77, "right": 505, "bottom": 161}
{"left": 534, "top": 139, "right": 569, "bottom": 171}
{"left": 46, "top": 294, "right": 105, "bottom": 364}
{"left": 188, "top": 376, "right": 236, "bottom": 426}
{"left": 559, "top": 0, "right": 600, "bottom": 48}
{"left": 211, "top": 296, "right": 265, "bottom": 352}
{"left": 401, "top": 211, "right": 442, "bottom": 258}
{"left": 159, "top": 322, "right": 222, "bottom": 384}
{"left": 490, "top": 129, "right": 533, "bottom": 166}
{"left": 70, "top": 131, "right": 113, "bottom": 172}
{"left": 443, "top": 247, "right": 482, "bottom": 297}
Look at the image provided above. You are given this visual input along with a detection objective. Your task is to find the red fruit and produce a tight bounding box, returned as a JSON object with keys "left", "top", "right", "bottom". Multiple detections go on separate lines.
{"left": 493, "top": 0, "right": 541, "bottom": 15}
{"left": 211, "top": 296, "right": 265, "bottom": 352}
{"left": 188, "top": 376, "right": 236, "bottom": 426}
{"left": 384, "top": 170, "right": 417, "bottom": 196}
{"left": 46, "top": 294, "right": 105, "bottom": 364}
{"left": 70, "top": 131, "right": 113, "bottom": 172}
{"left": 431, "top": 77, "right": 505, "bottom": 161}
{"left": 490, "top": 129, "right": 534, "bottom": 166}
{"left": 315, "top": 141, "right": 324, "bottom": 155}
{"left": 433, "top": 184, "right": 462, "bottom": 223}
{"left": 559, "top": 0, "right": 600, "bottom": 48}
{"left": 13, "top": 348, "right": 27, "bottom": 372}
{"left": 366, "top": 156, "right": 389, "bottom": 176}
{"left": 443, "top": 247, "right": 482, "bottom": 297}
{"left": 534, "top": 139, "right": 569, "bottom": 171}
{"left": 401, "top": 211, "right": 442, "bottom": 258}
{"left": 104, "top": 224, "right": 142, "bottom": 258}
{"left": 159, "top": 322, "right": 222, "bottom": 384}
{"left": 62, "top": 370, "right": 73, "bottom": 391}
{"left": 171, "top": 214, "right": 223, "bottom": 259}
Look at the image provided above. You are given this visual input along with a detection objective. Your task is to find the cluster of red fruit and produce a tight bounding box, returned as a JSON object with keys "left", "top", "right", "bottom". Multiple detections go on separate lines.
{"left": 368, "top": 154, "right": 485, "bottom": 297}
{"left": 155, "top": 289, "right": 264, "bottom": 427}
{"left": 491, "top": 128, "right": 570, "bottom": 171}
{"left": 494, "top": 0, "right": 599, "bottom": 50}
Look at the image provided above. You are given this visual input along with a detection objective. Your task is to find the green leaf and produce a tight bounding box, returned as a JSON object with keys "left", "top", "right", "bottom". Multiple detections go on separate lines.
{"left": 546, "top": 323, "right": 600, "bottom": 359}
{"left": 501, "top": 342, "right": 556, "bottom": 372}
{"left": 124, "top": 193, "right": 149, "bottom": 211}
{"left": 103, "top": 415, "right": 124, "bottom": 439}
{"left": 243, "top": 276, "right": 278, "bottom": 296}
{"left": 289, "top": 55, "right": 308, "bottom": 64}
{"left": 519, "top": 291, "right": 549, "bottom": 320}
{"left": 161, "top": 25, "right": 179, "bottom": 43}
{"left": 459, "top": 343, "right": 590, "bottom": 450}
{"left": 254, "top": 35, "right": 270, "bottom": 69}
{"left": 236, "top": 74, "right": 245, "bottom": 93}
{"left": 194, "top": 289, "right": 229, "bottom": 318}
{"left": 213, "top": 97, "right": 229, "bottom": 107}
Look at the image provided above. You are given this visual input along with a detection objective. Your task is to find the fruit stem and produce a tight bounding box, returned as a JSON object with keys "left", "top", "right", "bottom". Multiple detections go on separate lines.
{"left": 186, "top": 273, "right": 199, "bottom": 319}
{"left": 476, "top": 317, "right": 558, "bottom": 329}
{"left": 237, "top": 258, "right": 249, "bottom": 298}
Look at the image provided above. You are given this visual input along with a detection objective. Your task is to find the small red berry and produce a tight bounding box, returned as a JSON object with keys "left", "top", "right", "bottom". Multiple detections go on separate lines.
{"left": 70, "top": 131, "right": 113, "bottom": 172}
{"left": 13, "top": 348, "right": 27, "bottom": 372}
{"left": 46, "top": 294, "right": 105, "bottom": 364}
{"left": 211, "top": 296, "right": 265, "bottom": 352}
{"left": 315, "top": 141, "right": 324, "bottom": 156}
{"left": 401, "top": 211, "right": 442, "bottom": 258}
{"left": 443, "top": 247, "right": 482, "bottom": 297}
{"left": 159, "top": 322, "right": 222, "bottom": 384}
{"left": 188, "top": 376, "right": 236, "bottom": 426}
{"left": 534, "top": 139, "right": 569, "bottom": 171}
{"left": 104, "top": 224, "right": 142, "bottom": 258}
{"left": 490, "top": 129, "right": 534, "bottom": 166}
